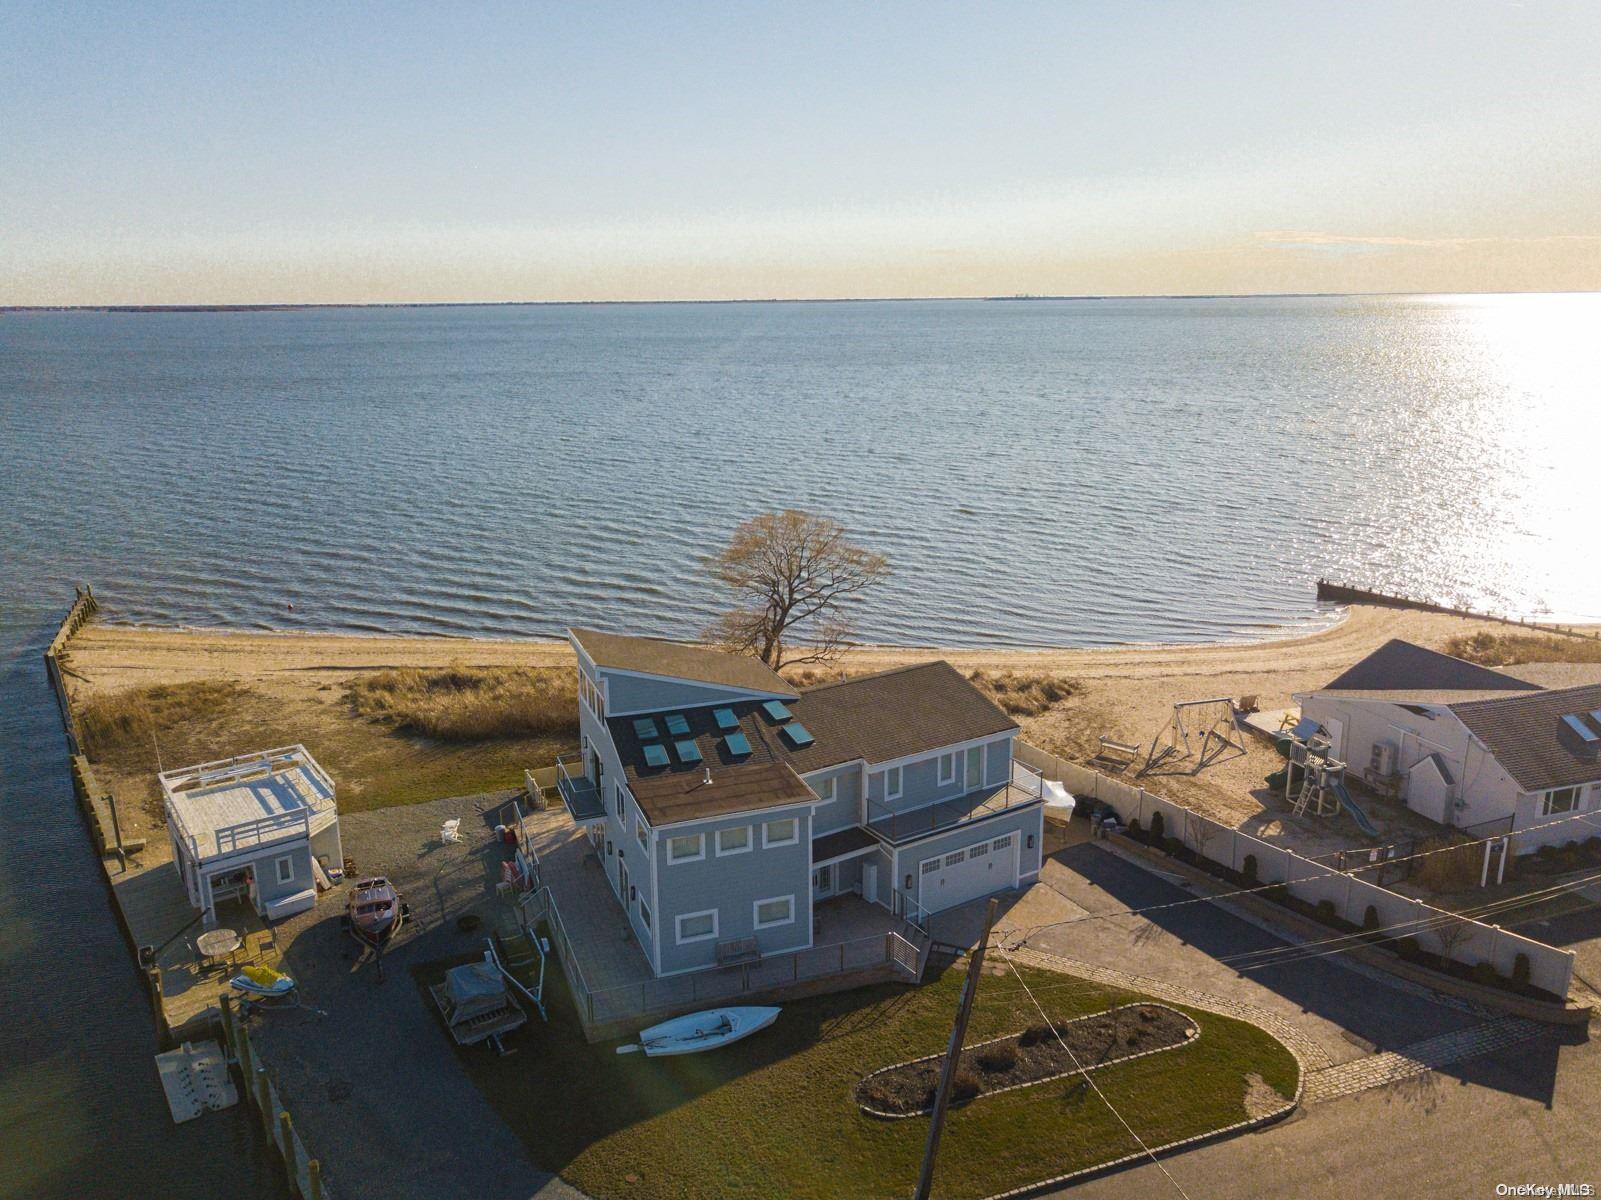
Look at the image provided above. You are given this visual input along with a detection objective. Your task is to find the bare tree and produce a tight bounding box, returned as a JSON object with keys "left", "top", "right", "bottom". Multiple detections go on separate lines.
{"left": 703, "top": 510, "right": 889, "bottom": 670}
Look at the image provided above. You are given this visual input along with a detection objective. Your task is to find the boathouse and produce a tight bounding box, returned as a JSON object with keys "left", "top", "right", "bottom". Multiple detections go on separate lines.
{"left": 160, "top": 745, "right": 342, "bottom": 925}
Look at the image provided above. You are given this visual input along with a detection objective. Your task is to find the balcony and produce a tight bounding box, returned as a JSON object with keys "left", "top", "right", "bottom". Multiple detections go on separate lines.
{"left": 866, "top": 759, "right": 1044, "bottom": 845}
{"left": 555, "top": 753, "right": 606, "bottom": 825}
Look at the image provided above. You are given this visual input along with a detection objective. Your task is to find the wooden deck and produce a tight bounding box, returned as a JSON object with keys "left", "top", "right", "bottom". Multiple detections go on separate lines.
{"left": 110, "top": 857, "right": 284, "bottom": 1040}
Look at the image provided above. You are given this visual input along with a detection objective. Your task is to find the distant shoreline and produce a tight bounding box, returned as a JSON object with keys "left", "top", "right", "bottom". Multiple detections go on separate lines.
{"left": 5, "top": 290, "right": 1594, "bottom": 314}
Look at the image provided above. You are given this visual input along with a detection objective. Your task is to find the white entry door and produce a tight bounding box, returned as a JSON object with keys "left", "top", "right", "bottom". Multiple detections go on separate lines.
{"left": 918, "top": 834, "right": 1017, "bottom": 914}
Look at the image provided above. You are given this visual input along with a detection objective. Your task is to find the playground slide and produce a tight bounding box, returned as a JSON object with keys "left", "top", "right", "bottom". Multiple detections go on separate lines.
{"left": 1330, "top": 780, "right": 1381, "bottom": 839}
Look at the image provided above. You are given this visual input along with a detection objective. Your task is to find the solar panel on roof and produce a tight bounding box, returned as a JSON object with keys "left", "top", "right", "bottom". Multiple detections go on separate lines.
{"left": 723, "top": 732, "right": 751, "bottom": 757}
{"left": 779, "top": 722, "right": 814, "bottom": 749}
{"left": 713, "top": 707, "right": 740, "bottom": 732}
{"left": 762, "top": 700, "right": 792, "bottom": 722}
{"left": 642, "top": 743, "right": 671, "bottom": 768}
{"left": 665, "top": 713, "right": 691, "bottom": 736}
{"left": 1562, "top": 714, "right": 1600, "bottom": 744}
{"left": 675, "top": 739, "right": 703, "bottom": 764}
{"left": 633, "top": 717, "right": 660, "bottom": 740}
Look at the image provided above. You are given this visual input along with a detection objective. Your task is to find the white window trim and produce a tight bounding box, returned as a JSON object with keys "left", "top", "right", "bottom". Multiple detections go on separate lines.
{"left": 675, "top": 908, "right": 719, "bottom": 944}
{"left": 274, "top": 854, "right": 295, "bottom": 885}
{"left": 716, "top": 825, "right": 753, "bottom": 856}
{"left": 763, "top": 817, "right": 799, "bottom": 848}
{"left": 753, "top": 894, "right": 796, "bottom": 930}
{"left": 1540, "top": 785, "right": 1585, "bottom": 816}
{"left": 665, "top": 833, "right": 705, "bottom": 864}
{"left": 884, "top": 766, "right": 903, "bottom": 802}
{"left": 937, "top": 753, "right": 956, "bottom": 785}
{"left": 814, "top": 776, "right": 837, "bottom": 804}
{"left": 638, "top": 899, "right": 652, "bottom": 928}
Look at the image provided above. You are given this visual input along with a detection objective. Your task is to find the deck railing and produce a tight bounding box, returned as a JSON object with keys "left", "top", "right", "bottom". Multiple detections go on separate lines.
{"left": 865, "top": 758, "right": 1044, "bottom": 844}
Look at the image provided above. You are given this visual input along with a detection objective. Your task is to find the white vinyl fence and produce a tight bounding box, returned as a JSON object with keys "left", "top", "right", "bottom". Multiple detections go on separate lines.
{"left": 1017, "top": 741, "right": 1576, "bottom": 999}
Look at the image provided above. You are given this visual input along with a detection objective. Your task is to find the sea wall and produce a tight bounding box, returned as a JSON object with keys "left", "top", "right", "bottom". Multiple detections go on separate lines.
{"left": 1315, "top": 579, "right": 1601, "bottom": 641}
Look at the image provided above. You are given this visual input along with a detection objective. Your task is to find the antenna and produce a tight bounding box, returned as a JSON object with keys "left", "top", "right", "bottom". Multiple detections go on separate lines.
{"left": 702, "top": 767, "right": 713, "bottom": 786}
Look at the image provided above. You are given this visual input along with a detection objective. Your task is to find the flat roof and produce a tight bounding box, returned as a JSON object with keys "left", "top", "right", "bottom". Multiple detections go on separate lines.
{"left": 161, "top": 746, "right": 334, "bottom": 860}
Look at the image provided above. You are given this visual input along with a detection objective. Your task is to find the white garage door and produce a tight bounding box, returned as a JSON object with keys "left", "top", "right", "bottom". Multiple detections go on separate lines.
{"left": 918, "top": 834, "right": 1017, "bottom": 914}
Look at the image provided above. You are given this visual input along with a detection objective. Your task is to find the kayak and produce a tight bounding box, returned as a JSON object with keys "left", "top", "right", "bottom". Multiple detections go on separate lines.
{"left": 618, "top": 1006, "right": 780, "bottom": 1056}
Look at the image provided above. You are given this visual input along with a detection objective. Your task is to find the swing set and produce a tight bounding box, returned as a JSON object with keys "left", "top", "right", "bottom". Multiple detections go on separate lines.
{"left": 1139, "top": 697, "right": 1248, "bottom": 776}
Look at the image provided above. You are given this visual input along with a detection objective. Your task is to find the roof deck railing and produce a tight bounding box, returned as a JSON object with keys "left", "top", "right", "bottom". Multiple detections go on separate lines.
{"left": 161, "top": 744, "right": 335, "bottom": 862}
{"left": 864, "top": 757, "right": 1044, "bottom": 843}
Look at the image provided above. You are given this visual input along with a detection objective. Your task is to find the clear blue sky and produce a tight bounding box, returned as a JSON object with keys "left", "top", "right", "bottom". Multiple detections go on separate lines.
{"left": 3, "top": 1, "right": 1598, "bottom": 302}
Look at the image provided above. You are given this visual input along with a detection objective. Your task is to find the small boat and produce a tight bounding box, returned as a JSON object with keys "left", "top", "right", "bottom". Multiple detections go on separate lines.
{"left": 617, "top": 1006, "right": 780, "bottom": 1056}
{"left": 346, "top": 876, "right": 405, "bottom": 949}
{"left": 229, "top": 964, "right": 296, "bottom": 998}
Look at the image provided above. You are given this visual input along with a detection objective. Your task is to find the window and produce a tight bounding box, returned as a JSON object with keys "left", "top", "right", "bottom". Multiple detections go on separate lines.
{"left": 753, "top": 895, "right": 795, "bottom": 929}
{"left": 676, "top": 909, "right": 718, "bottom": 944}
{"left": 968, "top": 840, "right": 989, "bottom": 859}
{"left": 885, "top": 766, "right": 903, "bottom": 801}
{"left": 944, "top": 849, "right": 966, "bottom": 867}
{"left": 635, "top": 814, "right": 648, "bottom": 849}
{"left": 991, "top": 835, "right": 1013, "bottom": 853}
{"left": 763, "top": 817, "right": 799, "bottom": 847}
{"left": 965, "top": 745, "right": 984, "bottom": 789}
{"left": 716, "top": 825, "right": 751, "bottom": 856}
{"left": 274, "top": 855, "right": 295, "bottom": 885}
{"left": 814, "top": 776, "right": 837, "bottom": 804}
{"left": 666, "top": 833, "right": 704, "bottom": 864}
{"left": 578, "top": 670, "right": 605, "bottom": 718}
{"left": 813, "top": 865, "right": 833, "bottom": 892}
{"left": 1541, "top": 786, "right": 1584, "bottom": 815}
{"left": 920, "top": 858, "right": 941, "bottom": 876}
{"left": 937, "top": 753, "right": 956, "bottom": 785}
{"left": 639, "top": 901, "right": 652, "bottom": 929}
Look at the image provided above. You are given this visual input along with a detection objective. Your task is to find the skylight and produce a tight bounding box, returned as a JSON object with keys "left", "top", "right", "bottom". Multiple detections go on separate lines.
{"left": 642, "top": 743, "right": 671, "bottom": 768}
{"left": 723, "top": 732, "right": 751, "bottom": 757}
{"left": 633, "top": 717, "right": 660, "bottom": 740}
{"left": 665, "top": 713, "right": 691, "bottom": 737}
{"left": 762, "top": 700, "right": 792, "bottom": 723}
{"left": 779, "top": 722, "right": 814, "bottom": 749}
{"left": 713, "top": 707, "right": 740, "bottom": 732}
{"left": 675, "top": 739, "right": 703, "bottom": 764}
{"left": 1562, "top": 713, "right": 1600, "bottom": 745}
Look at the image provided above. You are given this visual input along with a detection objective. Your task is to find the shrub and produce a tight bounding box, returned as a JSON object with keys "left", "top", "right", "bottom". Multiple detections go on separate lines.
{"left": 1585, "top": 836, "right": 1601, "bottom": 864}
{"left": 1127, "top": 817, "right": 1142, "bottom": 839}
{"left": 1315, "top": 899, "right": 1337, "bottom": 925}
{"left": 1018, "top": 1023, "right": 1058, "bottom": 1047}
{"left": 1149, "top": 811, "right": 1166, "bottom": 843}
{"left": 1242, "top": 854, "right": 1258, "bottom": 883}
{"left": 1470, "top": 962, "right": 1500, "bottom": 987}
{"left": 965, "top": 670, "right": 1080, "bottom": 717}
{"left": 1394, "top": 937, "right": 1421, "bottom": 961}
{"left": 1444, "top": 631, "right": 1601, "bottom": 668}
{"left": 346, "top": 665, "right": 578, "bottom": 742}
{"left": 1363, "top": 904, "right": 1380, "bottom": 931}
{"left": 1414, "top": 834, "right": 1481, "bottom": 893}
{"left": 1163, "top": 836, "right": 1183, "bottom": 856}
{"left": 1137, "top": 1007, "right": 1158, "bottom": 1022}
{"left": 975, "top": 1044, "right": 1018, "bottom": 1073}
{"left": 1513, "top": 953, "right": 1531, "bottom": 985}
{"left": 950, "top": 1070, "right": 982, "bottom": 1103}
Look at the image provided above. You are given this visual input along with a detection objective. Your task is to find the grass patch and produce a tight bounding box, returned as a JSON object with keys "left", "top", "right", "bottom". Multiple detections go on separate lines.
{"left": 345, "top": 665, "right": 578, "bottom": 742}
{"left": 432, "top": 953, "right": 1298, "bottom": 1200}
{"left": 1444, "top": 631, "right": 1601, "bottom": 667}
{"left": 967, "top": 669, "right": 1080, "bottom": 717}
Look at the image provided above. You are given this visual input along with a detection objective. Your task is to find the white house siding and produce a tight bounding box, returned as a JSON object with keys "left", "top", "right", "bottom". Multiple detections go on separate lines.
{"left": 1512, "top": 783, "right": 1601, "bottom": 849}
{"left": 806, "top": 763, "right": 863, "bottom": 833}
{"left": 891, "top": 803, "right": 1043, "bottom": 916}
{"left": 652, "top": 805, "right": 813, "bottom": 975}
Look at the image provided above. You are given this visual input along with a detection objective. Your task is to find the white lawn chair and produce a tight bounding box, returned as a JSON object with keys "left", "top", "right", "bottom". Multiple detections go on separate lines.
{"left": 441, "top": 818, "right": 463, "bottom": 844}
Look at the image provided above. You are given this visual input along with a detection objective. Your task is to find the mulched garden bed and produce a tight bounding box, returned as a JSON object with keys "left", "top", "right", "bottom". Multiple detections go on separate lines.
{"left": 855, "top": 1003, "right": 1199, "bottom": 1117}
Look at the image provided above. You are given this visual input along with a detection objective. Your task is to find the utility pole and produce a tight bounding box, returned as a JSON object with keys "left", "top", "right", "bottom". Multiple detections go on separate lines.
{"left": 913, "top": 897, "right": 998, "bottom": 1200}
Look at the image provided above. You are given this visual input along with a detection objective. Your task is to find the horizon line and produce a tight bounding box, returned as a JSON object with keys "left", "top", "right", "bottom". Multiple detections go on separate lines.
{"left": 5, "top": 287, "right": 1599, "bottom": 313}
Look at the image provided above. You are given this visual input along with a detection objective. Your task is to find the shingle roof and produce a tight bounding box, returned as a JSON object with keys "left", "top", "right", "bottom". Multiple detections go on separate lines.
{"left": 785, "top": 661, "right": 1019, "bottom": 772}
{"left": 1449, "top": 683, "right": 1601, "bottom": 793}
{"left": 1322, "top": 639, "right": 1537, "bottom": 694}
{"left": 811, "top": 826, "right": 878, "bottom": 863}
{"left": 606, "top": 658, "right": 1018, "bottom": 825}
{"left": 569, "top": 627, "right": 796, "bottom": 697}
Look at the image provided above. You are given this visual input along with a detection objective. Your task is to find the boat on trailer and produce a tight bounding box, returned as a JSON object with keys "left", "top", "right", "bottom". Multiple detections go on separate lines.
{"left": 346, "top": 876, "right": 405, "bottom": 949}
{"left": 617, "top": 1006, "right": 781, "bottom": 1056}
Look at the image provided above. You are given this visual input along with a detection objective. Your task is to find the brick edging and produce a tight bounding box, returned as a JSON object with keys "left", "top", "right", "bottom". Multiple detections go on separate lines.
{"left": 855, "top": 1002, "right": 1200, "bottom": 1119}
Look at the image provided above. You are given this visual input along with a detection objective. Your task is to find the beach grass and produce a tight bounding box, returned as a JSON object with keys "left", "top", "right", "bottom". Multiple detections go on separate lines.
{"left": 345, "top": 665, "right": 577, "bottom": 742}
{"left": 1444, "top": 631, "right": 1601, "bottom": 667}
{"left": 966, "top": 669, "right": 1080, "bottom": 717}
{"left": 431, "top": 953, "right": 1298, "bottom": 1200}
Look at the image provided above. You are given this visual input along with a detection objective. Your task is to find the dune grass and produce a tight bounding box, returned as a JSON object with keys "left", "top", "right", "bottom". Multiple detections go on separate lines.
{"left": 967, "top": 669, "right": 1080, "bottom": 717}
{"left": 434, "top": 953, "right": 1297, "bottom": 1200}
{"left": 1445, "top": 631, "right": 1601, "bottom": 667}
{"left": 345, "top": 665, "right": 578, "bottom": 742}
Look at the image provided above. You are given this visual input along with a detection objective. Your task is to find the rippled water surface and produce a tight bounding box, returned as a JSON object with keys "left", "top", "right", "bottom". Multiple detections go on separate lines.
{"left": 4, "top": 294, "right": 1598, "bottom": 645}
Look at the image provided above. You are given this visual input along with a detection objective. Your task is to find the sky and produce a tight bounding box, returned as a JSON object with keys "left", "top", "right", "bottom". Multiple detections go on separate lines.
{"left": 3, "top": 1, "right": 1599, "bottom": 304}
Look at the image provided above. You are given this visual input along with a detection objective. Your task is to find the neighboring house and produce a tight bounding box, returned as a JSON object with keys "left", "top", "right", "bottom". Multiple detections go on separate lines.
{"left": 558, "top": 628, "right": 1046, "bottom": 977}
{"left": 1295, "top": 639, "right": 1601, "bottom": 848}
{"left": 160, "top": 745, "right": 342, "bottom": 925}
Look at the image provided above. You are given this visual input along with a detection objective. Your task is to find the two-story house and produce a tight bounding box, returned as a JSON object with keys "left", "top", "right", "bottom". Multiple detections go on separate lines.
{"left": 558, "top": 627, "right": 1045, "bottom": 977}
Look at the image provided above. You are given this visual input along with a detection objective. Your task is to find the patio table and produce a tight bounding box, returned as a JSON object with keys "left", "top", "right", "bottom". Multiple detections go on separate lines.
{"left": 196, "top": 927, "right": 242, "bottom": 970}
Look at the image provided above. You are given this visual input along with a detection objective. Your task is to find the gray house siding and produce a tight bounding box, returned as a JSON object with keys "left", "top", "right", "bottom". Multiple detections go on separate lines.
{"left": 601, "top": 672, "right": 782, "bottom": 716}
{"left": 867, "top": 734, "right": 1014, "bottom": 815}
{"left": 253, "top": 842, "right": 313, "bottom": 907}
{"left": 653, "top": 805, "right": 813, "bottom": 975}
{"left": 893, "top": 802, "right": 1044, "bottom": 915}
{"left": 806, "top": 763, "right": 863, "bottom": 833}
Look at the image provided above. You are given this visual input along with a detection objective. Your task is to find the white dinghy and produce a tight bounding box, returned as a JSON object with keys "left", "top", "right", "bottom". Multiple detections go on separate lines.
{"left": 617, "top": 1006, "right": 781, "bottom": 1056}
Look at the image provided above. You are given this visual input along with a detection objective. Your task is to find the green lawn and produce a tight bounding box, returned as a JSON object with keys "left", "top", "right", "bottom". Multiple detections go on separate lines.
{"left": 424, "top": 951, "right": 1299, "bottom": 1200}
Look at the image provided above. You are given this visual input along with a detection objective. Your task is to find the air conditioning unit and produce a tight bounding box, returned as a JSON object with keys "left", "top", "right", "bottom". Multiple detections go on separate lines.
{"left": 1369, "top": 740, "right": 1397, "bottom": 777}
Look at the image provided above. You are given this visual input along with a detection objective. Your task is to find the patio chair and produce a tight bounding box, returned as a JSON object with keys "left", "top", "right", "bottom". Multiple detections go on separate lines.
{"left": 442, "top": 818, "right": 463, "bottom": 844}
